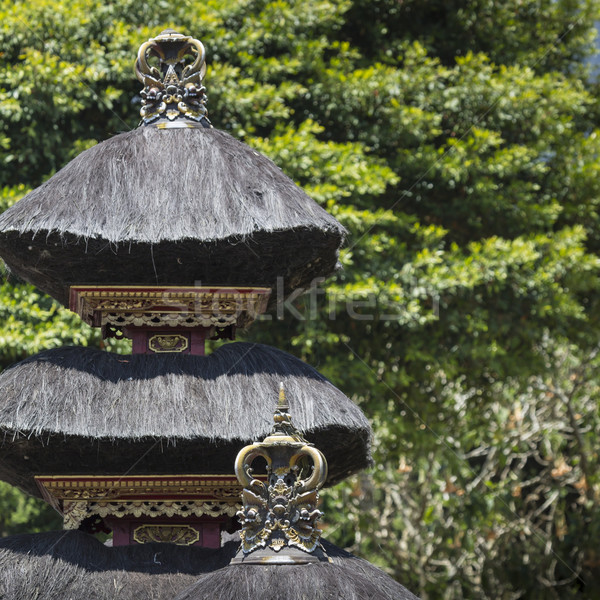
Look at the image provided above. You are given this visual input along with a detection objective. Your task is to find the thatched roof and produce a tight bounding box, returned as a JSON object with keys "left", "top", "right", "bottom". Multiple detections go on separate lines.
{"left": 0, "top": 126, "right": 345, "bottom": 306}
{"left": 0, "top": 343, "right": 371, "bottom": 496}
{"left": 176, "top": 543, "right": 420, "bottom": 600}
{"left": 0, "top": 531, "right": 420, "bottom": 600}
{"left": 0, "top": 530, "right": 228, "bottom": 600}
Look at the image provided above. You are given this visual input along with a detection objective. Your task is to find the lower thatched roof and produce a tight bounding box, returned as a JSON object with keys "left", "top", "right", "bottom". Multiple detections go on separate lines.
{"left": 0, "top": 343, "right": 371, "bottom": 496}
{"left": 175, "top": 547, "right": 420, "bottom": 600}
{"left": 0, "top": 530, "right": 228, "bottom": 600}
{"left": 0, "top": 531, "right": 419, "bottom": 600}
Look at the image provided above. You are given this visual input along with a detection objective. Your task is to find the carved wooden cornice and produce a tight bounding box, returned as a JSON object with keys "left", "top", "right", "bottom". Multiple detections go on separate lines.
{"left": 36, "top": 474, "right": 246, "bottom": 530}
{"left": 69, "top": 286, "right": 271, "bottom": 330}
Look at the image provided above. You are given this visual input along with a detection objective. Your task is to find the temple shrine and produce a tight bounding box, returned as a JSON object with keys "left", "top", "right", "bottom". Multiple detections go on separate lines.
{"left": 0, "top": 30, "right": 419, "bottom": 600}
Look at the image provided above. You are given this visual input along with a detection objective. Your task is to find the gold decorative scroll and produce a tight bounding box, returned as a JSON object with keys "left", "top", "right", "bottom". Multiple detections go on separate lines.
{"left": 149, "top": 333, "right": 189, "bottom": 352}
{"left": 63, "top": 501, "right": 89, "bottom": 530}
{"left": 91, "top": 500, "right": 239, "bottom": 520}
{"left": 102, "top": 312, "right": 237, "bottom": 328}
{"left": 62, "top": 499, "right": 239, "bottom": 530}
{"left": 133, "top": 524, "right": 200, "bottom": 546}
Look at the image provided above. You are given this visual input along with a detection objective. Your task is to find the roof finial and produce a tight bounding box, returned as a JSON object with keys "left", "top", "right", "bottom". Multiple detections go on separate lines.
{"left": 135, "top": 30, "right": 211, "bottom": 128}
{"left": 272, "top": 381, "right": 304, "bottom": 440}
{"left": 278, "top": 381, "right": 288, "bottom": 409}
{"left": 231, "top": 389, "right": 329, "bottom": 564}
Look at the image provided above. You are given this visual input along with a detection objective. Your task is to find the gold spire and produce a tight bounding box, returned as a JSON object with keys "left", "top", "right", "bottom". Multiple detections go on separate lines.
{"left": 278, "top": 381, "right": 287, "bottom": 409}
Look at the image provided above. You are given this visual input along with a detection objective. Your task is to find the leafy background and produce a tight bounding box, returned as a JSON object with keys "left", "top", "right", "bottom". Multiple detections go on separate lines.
{"left": 2, "top": 1, "right": 600, "bottom": 597}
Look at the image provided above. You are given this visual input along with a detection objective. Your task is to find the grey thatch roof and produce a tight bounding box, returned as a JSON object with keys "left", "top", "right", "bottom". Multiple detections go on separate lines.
{"left": 0, "top": 126, "right": 345, "bottom": 305}
{"left": 0, "top": 531, "right": 420, "bottom": 600}
{"left": 0, "top": 530, "right": 229, "bottom": 600}
{"left": 0, "top": 343, "right": 371, "bottom": 496}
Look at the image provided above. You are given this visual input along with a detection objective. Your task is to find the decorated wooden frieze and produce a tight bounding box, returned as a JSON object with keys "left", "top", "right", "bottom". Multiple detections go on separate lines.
{"left": 69, "top": 285, "right": 271, "bottom": 353}
{"left": 135, "top": 29, "right": 210, "bottom": 127}
{"left": 35, "top": 474, "right": 243, "bottom": 534}
{"left": 70, "top": 286, "right": 270, "bottom": 329}
{"left": 231, "top": 385, "right": 329, "bottom": 564}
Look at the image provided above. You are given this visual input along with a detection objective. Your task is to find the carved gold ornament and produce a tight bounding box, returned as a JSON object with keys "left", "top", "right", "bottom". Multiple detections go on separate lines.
{"left": 232, "top": 385, "right": 329, "bottom": 564}
{"left": 133, "top": 524, "right": 200, "bottom": 546}
{"left": 63, "top": 501, "right": 89, "bottom": 530}
{"left": 135, "top": 30, "right": 210, "bottom": 127}
{"left": 149, "top": 333, "right": 189, "bottom": 352}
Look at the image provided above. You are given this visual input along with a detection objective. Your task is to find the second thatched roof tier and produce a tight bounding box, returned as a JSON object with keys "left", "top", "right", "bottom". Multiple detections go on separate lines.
{"left": 0, "top": 126, "right": 345, "bottom": 306}
{"left": 0, "top": 343, "right": 371, "bottom": 497}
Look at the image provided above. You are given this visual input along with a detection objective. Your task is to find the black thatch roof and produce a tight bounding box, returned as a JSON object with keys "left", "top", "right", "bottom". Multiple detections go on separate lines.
{"left": 0, "top": 126, "right": 345, "bottom": 306}
{"left": 0, "top": 343, "right": 371, "bottom": 496}
{"left": 0, "top": 530, "right": 228, "bottom": 600}
{"left": 0, "top": 531, "right": 420, "bottom": 600}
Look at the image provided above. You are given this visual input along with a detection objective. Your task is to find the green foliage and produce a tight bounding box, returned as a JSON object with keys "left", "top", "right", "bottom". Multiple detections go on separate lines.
{"left": 343, "top": 0, "right": 599, "bottom": 73}
{"left": 0, "top": 481, "right": 61, "bottom": 537}
{"left": 2, "top": 1, "right": 600, "bottom": 598}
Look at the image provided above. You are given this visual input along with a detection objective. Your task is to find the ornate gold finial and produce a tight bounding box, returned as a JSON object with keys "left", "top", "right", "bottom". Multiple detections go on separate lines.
{"left": 231, "top": 389, "right": 329, "bottom": 564}
{"left": 271, "top": 382, "right": 305, "bottom": 441}
{"left": 135, "top": 29, "right": 211, "bottom": 128}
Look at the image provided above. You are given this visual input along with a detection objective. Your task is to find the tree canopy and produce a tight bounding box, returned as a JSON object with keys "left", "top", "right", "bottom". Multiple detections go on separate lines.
{"left": 2, "top": 1, "right": 600, "bottom": 597}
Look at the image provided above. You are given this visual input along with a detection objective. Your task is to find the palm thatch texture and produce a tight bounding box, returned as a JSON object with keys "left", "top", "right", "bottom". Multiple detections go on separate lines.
{"left": 0, "top": 531, "right": 420, "bottom": 600}
{"left": 0, "top": 126, "right": 345, "bottom": 306}
{"left": 0, "top": 342, "right": 371, "bottom": 496}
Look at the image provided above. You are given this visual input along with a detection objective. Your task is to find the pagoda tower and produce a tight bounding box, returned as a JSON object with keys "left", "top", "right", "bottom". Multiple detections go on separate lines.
{"left": 0, "top": 31, "right": 420, "bottom": 599}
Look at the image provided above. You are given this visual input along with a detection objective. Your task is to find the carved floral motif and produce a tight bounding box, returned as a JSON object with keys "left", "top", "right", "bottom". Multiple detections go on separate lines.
{"left": 149, "top": 334, "right": 189, "bottom": 353}
{"left": 133, "top": 524, "right": 200, "bottom": 545}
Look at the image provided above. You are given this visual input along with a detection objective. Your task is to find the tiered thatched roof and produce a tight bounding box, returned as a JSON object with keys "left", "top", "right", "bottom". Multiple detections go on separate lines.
{"left": 0, "top": 27, "right": 421, "bottom": 600}
{"left": 0, "top": 531, "right": 418, "bottom": 600}
{"left": 0, "top": 126, "right": 345, "bottom": 305}
{"left": 0, "top": 343, "right": 371, "bottom": 496}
